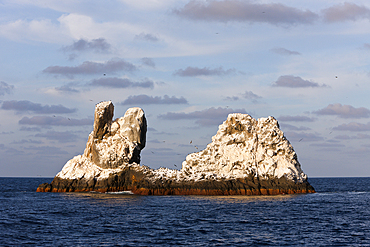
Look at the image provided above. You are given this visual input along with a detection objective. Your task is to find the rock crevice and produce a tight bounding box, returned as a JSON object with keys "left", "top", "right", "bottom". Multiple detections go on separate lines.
{"left": 82, "top": 101, "right": 146, "bottom": 170}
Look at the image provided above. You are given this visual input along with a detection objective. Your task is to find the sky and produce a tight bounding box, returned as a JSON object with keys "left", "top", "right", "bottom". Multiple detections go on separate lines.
{"left": 1, "top": 0, "right": 370, "bottom": 177}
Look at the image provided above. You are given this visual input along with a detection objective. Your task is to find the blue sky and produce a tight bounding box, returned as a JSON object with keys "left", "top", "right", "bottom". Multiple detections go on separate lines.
{"left": 1, "top": 0, "right": 370, "bottom": 177}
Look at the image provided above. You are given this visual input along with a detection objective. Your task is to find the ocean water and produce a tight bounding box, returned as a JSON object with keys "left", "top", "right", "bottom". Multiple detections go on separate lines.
{"left": 1, "top": 177, "right": 370, "bottom": 246}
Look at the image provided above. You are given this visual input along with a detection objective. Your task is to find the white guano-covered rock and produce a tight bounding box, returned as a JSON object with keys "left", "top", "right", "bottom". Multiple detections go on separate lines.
{"left": 56, "top": 101, "right": 147, "bottom": 180}
{"left": 55, "top": 102, "right": 307, "bottom": 185}
{"left": 180, "top": 113, "right": 307, "bottom": 182}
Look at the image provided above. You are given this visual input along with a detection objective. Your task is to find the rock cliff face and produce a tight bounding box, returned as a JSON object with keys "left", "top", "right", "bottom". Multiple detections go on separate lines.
{"left": 37, "top": 101, "right": 315, "bottom": 195}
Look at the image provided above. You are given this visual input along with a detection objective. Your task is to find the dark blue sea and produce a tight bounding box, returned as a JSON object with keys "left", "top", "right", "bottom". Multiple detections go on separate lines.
{"left": 1, "top": 177, "right": 370, "bottom": 246}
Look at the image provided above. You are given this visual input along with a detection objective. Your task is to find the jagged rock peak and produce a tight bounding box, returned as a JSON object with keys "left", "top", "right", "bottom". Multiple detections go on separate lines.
{"left": 56, "top": 102, "right": 147, "bottom": 180}
{"left": 116, "top": 107, "right": 147, "bottom": 151}
{"left": 180, "top": 113, "right": 307, "bottom": 182}
{"left": 86, "top": 103, "right": 147, "bottom": 169}
{"left": 93, "top": 101, "right": 114, "bottom": 140}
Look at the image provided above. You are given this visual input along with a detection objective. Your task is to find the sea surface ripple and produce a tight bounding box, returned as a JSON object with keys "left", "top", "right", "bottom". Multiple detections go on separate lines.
{"left": 0, "top": 177, "right": 370, "bottom": 246}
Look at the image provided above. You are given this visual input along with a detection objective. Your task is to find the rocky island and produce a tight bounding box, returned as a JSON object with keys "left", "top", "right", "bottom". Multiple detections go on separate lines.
{"left": 37, "top": 101, "right": 315, "bottom": 195}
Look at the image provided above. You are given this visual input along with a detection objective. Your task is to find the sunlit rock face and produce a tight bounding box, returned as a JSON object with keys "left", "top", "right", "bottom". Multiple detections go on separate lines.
{"left": 85, "top": 102, "right": 147, "bottom": 169}
{"left": 37, "top": 103, "right": 314, "bottom": 195}
{"left": 180, "top": 113, "right": 307, "bottom": 182}
{"left": 56, "top": 101, "right": 147, "bottom": 181}
{"left": 93, "top": 101, "right": 114, "bottom": 140}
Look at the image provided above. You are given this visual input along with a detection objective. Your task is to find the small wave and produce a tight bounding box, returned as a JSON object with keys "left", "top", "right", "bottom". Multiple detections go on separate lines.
{"left": 312, "top": 191, "right": 370, "bottom": 196}
{"left": 106, "top": 191, "right": 134, "bottom": 195}
{"left": 347, "top": 191, "right": 368, "bottom": 194}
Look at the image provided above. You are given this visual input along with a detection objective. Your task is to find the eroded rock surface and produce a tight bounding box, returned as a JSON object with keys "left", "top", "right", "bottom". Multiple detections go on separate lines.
{"left": 37, "top": 102, "right": 314, "bottom": 195}
{"left": 180, "top": 114, "right": 306, "bottom": 183}
{"left": 93, "top": 101, "right": 114, "bottom": 140}
{"left": 57, "top": 101, "right": 147, "bottom": 182}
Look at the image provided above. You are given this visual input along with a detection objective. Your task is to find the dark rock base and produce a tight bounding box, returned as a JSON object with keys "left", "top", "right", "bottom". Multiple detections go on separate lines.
{"left": 37, "top": 167, "right": 315, "bottom": 195}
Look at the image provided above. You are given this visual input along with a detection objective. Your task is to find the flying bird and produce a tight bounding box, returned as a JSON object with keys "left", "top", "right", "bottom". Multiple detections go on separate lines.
{"left": 298, "top": 138, "right": 303, "bottom": 142}
{"left": 190, "top": 140, "right": 192, "bottom": 144}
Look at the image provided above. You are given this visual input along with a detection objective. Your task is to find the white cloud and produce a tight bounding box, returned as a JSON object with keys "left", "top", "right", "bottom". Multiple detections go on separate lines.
{"left": 173, "top": 0, "right": 318, "bottom": 25}
{"left": 43, "top": 58, "right": 136, "bottom": 78}
{"left": 0, "top": 18, "right": 69, "bottom": 43}
{"left": 280, "top": 123, "right": 311, "bottom": 131}
{"left": 272, "top": 75, "right": 327, "bottom": 88}
{"left": 270, "top": 47, "right": 301, "bottom": 56}
{"left": 314, "top": 104, "right": 370, "bottom": 119}
{"left": 333, "top": 122, "right": 370, "bottom": 131}
{"left": 1, "top": 100, "right": 76, "bottom": 114}
{"left": 158, "top": 107, "right": 248, "bottom": 126}
{"left": 62, "top": 38, "right": 111, "bottom": 53}
{"left": 335, "top": 133, "right": 370, "bottom": 140}
{"left": 118, "top": 0, "right": 176, "bottom": 10}
{"left": 89, "top": 77, "right": 154, "bottom": 89}
{"left": 141, "top": 57, "right": 155, "bottom": 68}
{"left": 284, "top": 131, "right": 323, "bottom": 142}
{"left": 278, "top": 115, "right": 315, "bottom": 122}
{"left": 0, "top": 81, "right": 14, "bottom": 96}
{"left": 121, "top": 95, "right": 188, "bottom": 105}
{"left": 241, "top": 91, "right": 262, "bottom": 103}
{"left": 19, "top": 116, "right": 93, "bottom": 126}
{"left": 0, "top": 13, "right": 141, "bottom": 45}
{"left": 134, "top": 33, "right": 159, "bottom": 42}
{"left": 322, "top": 2, "right": 370, "bottom": 22}
{"left": 174, "top": 66, "right": 236, "bottom": 77}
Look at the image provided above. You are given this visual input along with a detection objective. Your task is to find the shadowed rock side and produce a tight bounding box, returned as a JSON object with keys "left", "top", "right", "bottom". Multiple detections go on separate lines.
{"left": 37, "top": 167, "right": 314, "bottom": 195}
{"left": 37, "top": 101, "right": 315, "bottom": 195}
